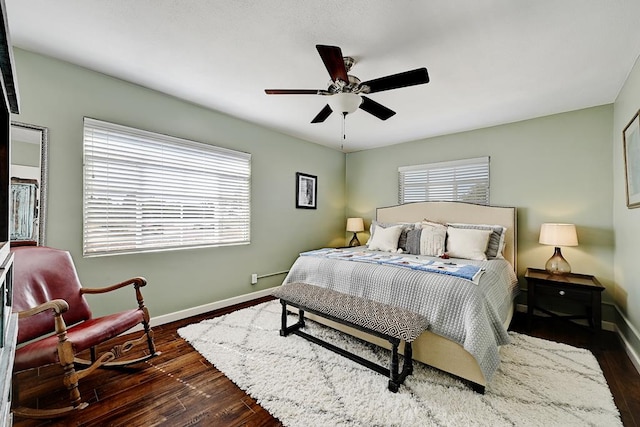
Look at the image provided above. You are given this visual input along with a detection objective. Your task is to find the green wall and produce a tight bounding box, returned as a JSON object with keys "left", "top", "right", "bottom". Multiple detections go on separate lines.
{"left": 346, "top": 105, "right": 615, "bottom": 307}
{"left": 11, "top": 48, "right": 346, "bottom": 317}
{"left": 612, "top": 55, "right": 640, "bottom": 357}
{"left": 13, "top": 45, "right": 638, "bottom": 362}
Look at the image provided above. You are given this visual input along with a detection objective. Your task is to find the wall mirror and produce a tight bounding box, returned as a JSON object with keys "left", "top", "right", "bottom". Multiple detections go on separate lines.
{"left": 10, "top": 121, "right": 48, "bottom": 245}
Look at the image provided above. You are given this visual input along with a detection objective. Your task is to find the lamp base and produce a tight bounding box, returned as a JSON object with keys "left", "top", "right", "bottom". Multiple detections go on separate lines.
{"left": 348, "top": 233, "right": 361, "bottom": 247}
{"left": 545, "top": 247, "right": 571, "bottom": 274}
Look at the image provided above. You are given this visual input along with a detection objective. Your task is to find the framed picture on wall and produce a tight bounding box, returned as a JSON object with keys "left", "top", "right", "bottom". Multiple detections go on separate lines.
{"left": 623, "top": 109, "right": 640, "bottom": 208}
{"left": 296, "top": 172, "right": 317, "bottom": 209}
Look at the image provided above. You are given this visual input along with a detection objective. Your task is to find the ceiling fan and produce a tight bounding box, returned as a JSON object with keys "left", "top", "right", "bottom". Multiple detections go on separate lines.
{"left": 265, "top": 45, "right": 430, "bottom": 124}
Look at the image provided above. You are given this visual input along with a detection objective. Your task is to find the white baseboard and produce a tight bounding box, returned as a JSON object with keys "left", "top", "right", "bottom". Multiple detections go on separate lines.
{"left": 151, "top": 287, "right": 276, "bottom": 326}
{"left": 128, "top": 287, "right": 275, "bottom": 333}
{"left": 613, "top": 305, "right": 640, "bottom": 375}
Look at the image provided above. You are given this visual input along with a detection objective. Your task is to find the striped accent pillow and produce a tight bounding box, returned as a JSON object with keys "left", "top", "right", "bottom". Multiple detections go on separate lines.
{"left": 420, "top": 221, "right": 447, "bottom": 256}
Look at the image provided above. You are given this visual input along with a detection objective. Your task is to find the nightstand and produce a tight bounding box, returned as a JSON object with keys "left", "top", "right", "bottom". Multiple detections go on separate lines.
{"left": 525, "top": 268, "right": 605, "bottom": 333}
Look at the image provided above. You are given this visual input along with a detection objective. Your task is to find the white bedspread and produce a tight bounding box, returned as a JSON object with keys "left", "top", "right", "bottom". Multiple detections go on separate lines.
{"left": 281, "top": 248, "right": 519, "bottom": 381}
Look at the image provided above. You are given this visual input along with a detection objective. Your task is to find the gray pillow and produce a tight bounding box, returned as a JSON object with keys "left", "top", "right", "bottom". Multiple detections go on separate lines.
{"left": 405, "top": 229, "right": 422, "bottom": 255}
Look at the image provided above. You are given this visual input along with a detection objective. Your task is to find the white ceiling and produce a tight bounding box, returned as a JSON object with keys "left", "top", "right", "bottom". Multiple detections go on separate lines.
{"left": 5, "top": 1, "right": 640, "bottom": 152}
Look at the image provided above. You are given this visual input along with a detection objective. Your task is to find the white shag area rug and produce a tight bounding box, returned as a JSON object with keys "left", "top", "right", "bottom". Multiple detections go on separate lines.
{"left": 178, "top": 301, "right": 622, "bottom": 427}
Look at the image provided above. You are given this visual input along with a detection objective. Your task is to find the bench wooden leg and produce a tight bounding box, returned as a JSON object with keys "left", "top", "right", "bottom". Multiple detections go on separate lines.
{"left": 388, "top": 339, "right": 401, "bottom": 392}
{"left": 279, "top": 300, "right": 287, "bottom": 336}
{"left": 279, "top": 300, "right": 305, "bottom": 336}
{"left": 388, "top": 340, "right": 415, "bottom": 392}
{"left": 403, "top": 341, "right": 413, "bottom": 376}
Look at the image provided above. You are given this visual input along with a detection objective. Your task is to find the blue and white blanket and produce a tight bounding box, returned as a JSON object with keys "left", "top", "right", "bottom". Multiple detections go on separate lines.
{"left": 301, "top": 248, "right": 485, "bottom": 283}
{"left": 283, "top": 247, "right": 519, "bottom": 382}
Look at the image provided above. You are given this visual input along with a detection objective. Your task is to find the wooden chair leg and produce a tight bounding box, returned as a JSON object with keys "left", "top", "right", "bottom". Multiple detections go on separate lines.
{"left": 59, "top": 329, "right": 89, "bottom": 412}
{"left": 13, "top": 339, "right": 89, "bottom": 419}
{"left": 142, "top": 315, "right": 158, "bottom": 356}
{"left": 138, "top": 298, "right": 158, "bottom": 356}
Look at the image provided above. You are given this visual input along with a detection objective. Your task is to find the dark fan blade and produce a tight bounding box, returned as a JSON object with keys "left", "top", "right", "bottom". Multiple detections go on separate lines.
{"left": 316, "top": 45, "right": 349, "bottom": 83}
{"left": 359, "top": 96, "right": 396, "bottom": 120}
{"left": 361, "top": 68, "right": 429, "bottom": 94}
{"left": 265, "top": 89, "right": 323, "bottom": 95}
{"left": 311, "top": 104, "right": 333, "bottom": 123}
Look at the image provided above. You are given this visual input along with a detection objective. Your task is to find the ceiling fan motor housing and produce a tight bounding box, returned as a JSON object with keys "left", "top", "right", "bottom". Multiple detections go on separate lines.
{"left": 329, "top": 74, "right": 368, "bottom": 95}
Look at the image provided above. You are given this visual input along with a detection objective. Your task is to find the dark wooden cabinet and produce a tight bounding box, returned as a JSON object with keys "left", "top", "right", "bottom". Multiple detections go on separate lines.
{"left": 0, "top": 242, "right": 15, "bottom": 425}
{"left": 525, "top": 268, "right": 604, "bottom": 335}
{"left": 0, "top": 0, "right": 21, "bottom": 424}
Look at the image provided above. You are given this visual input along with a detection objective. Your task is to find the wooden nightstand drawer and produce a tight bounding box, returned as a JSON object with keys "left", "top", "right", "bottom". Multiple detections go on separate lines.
{"left": 535, "top": 283, "right": 591, "bottom": 303}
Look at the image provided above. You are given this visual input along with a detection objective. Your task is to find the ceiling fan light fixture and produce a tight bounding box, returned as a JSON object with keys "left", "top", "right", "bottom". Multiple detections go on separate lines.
{"left": 328, "top": 92, "right": 362, "bottom": 115}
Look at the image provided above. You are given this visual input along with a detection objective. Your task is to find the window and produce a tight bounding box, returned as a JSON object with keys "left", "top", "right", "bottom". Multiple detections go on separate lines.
{"left": 398, "top": 156, "right": 489, "bottom": 205}
{"left": 83, "top": 118, "right": 251, "bottom": 256}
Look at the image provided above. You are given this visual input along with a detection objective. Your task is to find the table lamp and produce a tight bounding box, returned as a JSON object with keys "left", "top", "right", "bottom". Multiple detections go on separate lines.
{"left": 539, "top": 223, "right": 578, "bottom": 274}
{"left": 346, "top": 217, "right": 365, "bottom": 247}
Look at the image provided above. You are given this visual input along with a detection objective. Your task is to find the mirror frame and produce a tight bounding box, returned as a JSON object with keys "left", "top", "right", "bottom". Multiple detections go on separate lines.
{"left": 11, "top": 121, "right": 48, "bottom": 245}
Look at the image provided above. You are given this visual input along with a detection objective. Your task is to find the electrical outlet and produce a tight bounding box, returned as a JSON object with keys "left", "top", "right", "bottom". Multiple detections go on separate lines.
{"left": 251, "top": 273, "right": 258, "bottom": 285}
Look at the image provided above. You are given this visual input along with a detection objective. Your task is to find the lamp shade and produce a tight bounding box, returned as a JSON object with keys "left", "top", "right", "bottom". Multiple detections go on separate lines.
{"left": 346, "top": 217, "right": 364, "bottom": 233}
{"left": 328, "top": 93, "right": 362, "bottom": 115}
{"left": 539, "top": 223, "right": 578, "bottom": 247}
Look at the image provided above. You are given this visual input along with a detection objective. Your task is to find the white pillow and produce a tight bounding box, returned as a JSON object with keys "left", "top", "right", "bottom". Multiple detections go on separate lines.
{"left": 447, "top": 223, "right": 506, "bottom": 259}
{"left": 366, "top": 220, "right": 420, "bottom": 252}
{"left": 367, "top": 224, "right": 403, "bottom": 252}
{"left": 420, "top": 222, "right": 446, "bottom": 256}
{"left": 446, "top": 227, "right": 492, "bottom": 261}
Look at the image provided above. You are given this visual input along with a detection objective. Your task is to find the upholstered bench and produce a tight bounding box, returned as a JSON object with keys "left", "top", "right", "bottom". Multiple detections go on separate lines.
{"left": 272, "top": 282, "right": 429, "bottom": 392}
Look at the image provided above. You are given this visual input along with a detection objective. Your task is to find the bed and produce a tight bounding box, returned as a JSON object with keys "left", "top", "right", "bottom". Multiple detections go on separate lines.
{"left": 279, "top": 201, "right": 518, "bottom": 391}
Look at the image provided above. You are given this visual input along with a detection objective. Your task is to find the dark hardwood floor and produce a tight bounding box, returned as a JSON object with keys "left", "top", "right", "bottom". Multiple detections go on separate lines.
{"left": 12, "top": 298, "right": 640, "bottom": 426}
{"left": 509, "top": 312, "right": 640, "bottom": 427}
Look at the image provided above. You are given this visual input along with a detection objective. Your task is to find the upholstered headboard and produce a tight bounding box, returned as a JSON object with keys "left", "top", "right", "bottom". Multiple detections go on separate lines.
{"left": 376, "top": 201, "right": 517, "bottom": 271}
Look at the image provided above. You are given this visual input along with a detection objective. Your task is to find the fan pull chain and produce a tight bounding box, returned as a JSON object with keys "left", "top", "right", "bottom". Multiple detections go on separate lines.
{"left": 341, "top": 112, "right": 347, "bottom": 150}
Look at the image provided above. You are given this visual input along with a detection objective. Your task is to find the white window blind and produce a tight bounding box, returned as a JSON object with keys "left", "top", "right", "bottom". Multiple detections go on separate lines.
{"left": 83, "top": 118, "right": 251, "bottom": 257}
{"left": 398, "top": 156, "right": 489, "bottom": 205}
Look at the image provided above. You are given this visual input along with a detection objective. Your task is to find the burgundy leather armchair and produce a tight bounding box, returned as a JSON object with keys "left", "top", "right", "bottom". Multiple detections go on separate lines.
{"left": 11, "top": 246, "right": 160, "bottom": 419}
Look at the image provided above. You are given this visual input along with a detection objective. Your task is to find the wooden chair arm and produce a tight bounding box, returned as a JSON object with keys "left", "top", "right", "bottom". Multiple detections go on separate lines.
{"left": 80, "top": 277, "right": 147, "bottom": 295}
{"left": 17, "top": 299, "right": 71, "bottom": 339}
{"left": 17, "top": 299, "right": 69, "bottom": 319}
{"left": 81, "top": 277, "right": 149, "bottom": 312}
